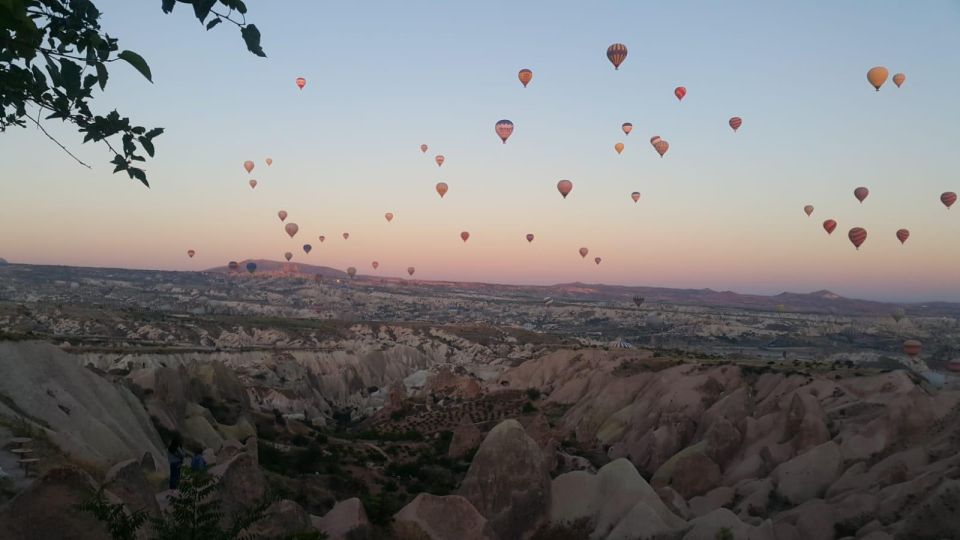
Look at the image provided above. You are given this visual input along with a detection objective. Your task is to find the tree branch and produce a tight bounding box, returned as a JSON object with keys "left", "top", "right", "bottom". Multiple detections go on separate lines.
{"left": 25, "top": 110, "right": 92, "bottom": 169}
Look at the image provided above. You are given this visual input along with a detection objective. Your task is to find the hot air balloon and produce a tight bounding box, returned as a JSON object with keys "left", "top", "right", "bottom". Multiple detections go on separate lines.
{"left": 248, "top": 179, "right": 257, "bottom": 189}
{"left": 867, "top": 66, "right": 889, "bottom": 91}
{"left": 285, "top": 223, "right": 299, "bottom": 238}
{"left": 526, "top": 234, "right": 535, "bottom": 243}
{"left": 594, "top": 257, "right": 602, "bottom": 265}
{"left": 518, "top": 68, "right": 533, "bottom": 87}
{"left": 436, "top": 182, "right": 448, "bottom": 198}
{"left": 854, "top": 187, "right": 869, "bottom": 203}
{"left": 823, "top": 219, "right": 837, "bottom": 235}
{"left": 947, "top": 360, "right": 960, "bottom": 373}
{"left": 243, "top": 160, "right": 254, "bottom": 173}
{"left": 579, "top": 247, "right": 589, "bottom": 258}
{"left": 941, "top": 192, "right": 957, "bottom": 209}
{"left": 407, "top": 267, "right": 416, "bottom": 276}
{"left": 896, "top": 229, "right": 910, "bottom": 244}
{"left": 385, "top": 212, "right": 394, "bottom": 222}
{"left": 228, "top": 261, "right": 239, "bottom": 271}
{"left": 246, "top": 262, "right": 257, "bottom": 273}
{"left": 372, "top": 261, "right": 379, "bottom": 270}
{"left": 278, "top": 210, "right": 288, "bottom": 222}
{"left": 848, "top": 227, "right": 867, "bottom": 250}
{"left": 650, "top": 135, "right": 661, "bottom": 145}
{"left": 420, "top": 144, "right": 428, "bottom": 154}
{"left": 346, "top": 267, "right": 357, "bottom": 279}
{"left": 606, "top": 43, "right": 628, "bottom": 70}
{"left": 893, "top": 73, "right": 905, "bottom": 87}
{"left": 675, "top": 86, "right": 686, "bottom": 101}
{"left": 622, "top": 123, "right": 633, "bottom": 135}
{"left": 653, "top": 139, "right": 669, "bottom": 158}
{"left": 557, "top": 180, "right": 573, "bottom": 199}
{"left": 187, "top": 250, "right": 195, "bottom": 258}
{"left": 803, "top": 205, "right": 814, "bottom": 217}
{"left": 435, "top": 155, "right": 444, "bottom": 167}
{"left": 903, "top": 339, "right": 922, "bottom": 358}
{"left": 614, "top": 142, "right": 624, "bottom": 154}
{"left": 631, "top": 192, "right": 640, "bottom": 203}
{"left": 303, "top": 244, "right": 312, "bottom": 254}
{"left": 729, "top": 117, "right": 742, "bottom": 132}
{"left": 460, "top": 231, "right": 470, "bottom": 242}
{"left": 295, "top": 77, "right": 306, "bottom": 90}
{"left": 544, "top": 297, "right": 554, "bottom": 306}
{"left": 318, "top": 235, "right": 326, "bottom": 243}
{"left": 890, "top": 308, "right": 906, "bottom": 323}
{"left": 342, "top": 233, "right": 350, "bottom": 240}
{"left": 266, "top": 158, "right": 273, "bottom": 166}
{"left": 495, "top": 119, "right": 514, "bottom": 144}
{"left": 284, "top": 252, "right": 293, "bottom": 261}
{"left": 633, "top": 296, "right": 644, "bottom": 307}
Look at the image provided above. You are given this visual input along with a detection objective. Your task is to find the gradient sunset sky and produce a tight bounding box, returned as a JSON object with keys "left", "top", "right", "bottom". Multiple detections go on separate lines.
{"left": 1, "top": 1, "right": 959, "bottom": 302}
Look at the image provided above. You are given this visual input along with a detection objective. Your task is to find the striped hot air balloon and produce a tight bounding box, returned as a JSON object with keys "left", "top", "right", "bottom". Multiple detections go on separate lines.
{"left": 557, "top": 180, "right": 573, "bottom": 199}
{"left": 295, "top": 77, "right": 306, "bottom": 90}
{"left": 675, "top": 86, "right": 687, "bottom": 101}
{"left": 495, "top": 119, "right": 514, "bottom": 144}
{"left": 518, "top": 69, "right": 533, "bottom": 87}
{"left": 823, "top": 219, "right": 837, "bottom": 235}
{"left": 606, "top": 43, "right": 628, "bottom": 70}
{"left": 248, "top": 179, "right": 257, "bottom": 189}
{"left": 896, "top": 229, "right": 910, "bottom": 244}
{"left": 729, "top": 117, "right": 742, "bottom": 132}
{"left": 420, "top": 144, "right": 428, "bottom": 154}
{"left": 631, "top": 192, "right": 640, "bottom": 203}
{"left": 187, "top": 250, "right": 195, "bottom": 258}
{"left": 622, "top": 123, "right": 633, "bottom": 135}
{"left": 653, "top": 139, "right": 669, "bottom": 158}
{"left": 854, "top": 187, "right": 869, "bottom": 203}
{"left": 228, "top": 261, "right": 239, "bottom": 271}
{"left": 848, "top": 227, "right": 867, "bottom": 250}
{"left": 435, "top": 155, "right": 445, "bottom": 167}
{"left": 903, "top": 339, "right": 922, "bottom": 358}
{"left": 941, "top": 192, "right": 957, "bottom": 209}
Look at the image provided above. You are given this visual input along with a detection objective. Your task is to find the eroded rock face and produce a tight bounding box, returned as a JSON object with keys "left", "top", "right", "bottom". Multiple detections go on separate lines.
{"left": 0, "top": 467, "right": 111, "bottom": 540}
{"left": 393, "top": 493, "right": 499, "bottom": 540}
{"left": 104, "top": 458, "right": 161, "bottom": 516}
{"left": 458, "top": 419, "right": 550, "bottom": 540}
{"left": 771, "top": 441, "right": 843, "bottom": 504}
{"left": 246, "top": 499, "right": 312, "bottom": 538}
{"left": 210, "top": 452, "right": 267, "bottom": 524}
{"left": 897, "top": 479, "right": 960, "bottom": 540}
{"left": 448, "top": 416, "right": 483, "bottom": 459}
{"left": 312, "top": 498, "right": 370, "bottom": 540}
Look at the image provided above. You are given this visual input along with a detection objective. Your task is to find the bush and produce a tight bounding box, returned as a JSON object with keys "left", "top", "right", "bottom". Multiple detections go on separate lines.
{"left": 525, "top": 388, "right": 542, "bottom": 400}
{"left": 522, "top": 402, "right": 537, "bottom": 413}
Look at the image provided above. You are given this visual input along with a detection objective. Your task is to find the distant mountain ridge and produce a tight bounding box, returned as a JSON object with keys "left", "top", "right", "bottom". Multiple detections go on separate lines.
{"left": 205, "top": 259, "right": 348, "bottom": 278}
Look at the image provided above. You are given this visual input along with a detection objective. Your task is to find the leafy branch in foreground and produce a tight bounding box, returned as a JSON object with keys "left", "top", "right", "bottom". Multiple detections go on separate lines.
{"left": 0, "top": 0, "right": 265, "bottom": 187}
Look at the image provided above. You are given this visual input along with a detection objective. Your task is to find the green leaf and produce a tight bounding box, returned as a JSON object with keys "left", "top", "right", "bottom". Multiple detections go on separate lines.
{"left": 206, "top": 17, "right": 222, "bottom": 30}
{"left": 193, "top": 0, "right": 216, "bottom": 22}
{"left": 95, "top": 63, "right": 108, "bottom": 90}
{"left": 138, "top": 136, "right": 155, "bottom": 157}
{"left": 59, "top": 59, "right": 82, "bottom": 96}
{"left": 240, "top": 24, "right": 265, "bottom": 57}
{"left": 161, "top": 0, "right": 175, "bottom": 14}
{"left": 129, "top": 167, "right": 149, "bottom": 188}
{"left": 117, "top": 50, "right": 153, "bottom": 83}
{"left": 145, "top": 127, "right": 164, "bottom": 139}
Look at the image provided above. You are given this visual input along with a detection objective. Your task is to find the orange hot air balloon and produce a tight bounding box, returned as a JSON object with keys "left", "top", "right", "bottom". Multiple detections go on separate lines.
{"left": 614, "top": 142, "right": 624, "bottom": 154}
{"left": 342, "top": 232, "right": 350, "bottom": 240}
{"left": 622, "top": 123, "right": 633, "bottom": 135}
{"left": 435, "top": 155, "right": 445, "bottom": 167}
{"left": 606, "top": 43, "right": 628, "bottom": 70}
{"left": 420, "top": 144, "right": 428, "bottom": 154}
{"left": 303, "top": 244, "right": 312, "bottom": 254}
{"left": 631, "top": 192, "right": 640, "bottom": 203}
{"left": 371, "top": 261, "right": 379, "bottom": 270}
{"left": 594, "top": 257, "right": 602, "bottom": 265}
{"left": 902, "top": 339, "right": 922, "bottom": 358}
{"left": 893, "top": 73, "right": 905, "bottom": 87}
{"left": 653, "top": 139, "right": 669, "bottom": 158}
{"left": 579, "top": 247, "right": 589, "bottom": 258}
{"left": 848, "top": 227, "right": 867, "bottom": 250}
{"left": 674, "top": 86, "right": 686, "bottom": 101}
{"left": 495, "top": 119, "right": 514, "bottom": 144}
{"left": 295, "top": 77, "right": 306, "bottom": 90}
{"left": 823, "top": 219, "right": 837, "bottom": 235}
{"left": 896, "top": 229, "right": 910, "bottom": 244}
{"left": 385, "top": 212, "right": 394, "bottom": 222}
{"left": 318, "top": 235, "right": 326, "bottom": 243}
{"left": 803, "top": 205, "right": 814, "bottom": 217}
{"left": 518, "top": 68, "right": 533, "bottom": 87}
{"left": 266, "top": 158, "right": 273, "bottom": 166}
{"left": 526, "top": 233, "right": 535, "bottom": 243}
{"left": 867, "top": 66, "right": 888, "bottom": 91}
{"left": 346, "top": 267, "right": 357, "bottom": 279}
{"left": 248, "top": 179, "right": 257, "bottom": 189}
{"left": 278, "top": 210, "right": 288, "bottom": 222}
{"left": 187, "top": 250, "right": 195, "bottom": 258}
{"left": 729, "top": 117, "right": 742, "bottom": 132}
{"left": 941, "top": 192, "right": 957, "bottom": 209}
{"left": 284, "top": 252, "right": 293, "bottom": 261}
{"left": 460, "top": 231, "right": 470, "bottom": 242}
{"left": 436, "top": 182, "right": 449, "bottom": 198}
{"left": 285, "top": 223, "right": 299, "bottom": 238}
{"left": 243, "top": 160, "right": 254, "bottom": 173}
{"left": 557, "top": 180, "right": 573, "bottom": 199}
{"left": 854, "top": 187, "right": 869, "bottom": 203}
{"left": 407, "top": 266, "right": 415, "bottom": 276}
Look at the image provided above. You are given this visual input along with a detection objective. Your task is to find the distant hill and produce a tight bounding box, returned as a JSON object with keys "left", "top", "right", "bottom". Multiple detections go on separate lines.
{"left": 205, "top": 259, "right": 349, "bottom": 278}
{"left": 0, "top": 258, "right": 7, "bottom": 266}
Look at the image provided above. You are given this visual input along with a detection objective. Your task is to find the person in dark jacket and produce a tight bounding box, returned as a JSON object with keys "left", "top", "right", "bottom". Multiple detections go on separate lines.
{"left": 167, "top": 434, "right": 186, "bottom": 489}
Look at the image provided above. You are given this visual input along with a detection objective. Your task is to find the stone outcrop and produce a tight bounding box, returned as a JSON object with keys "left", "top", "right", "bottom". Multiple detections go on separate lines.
{"left": 393, "top": 493, "right": 499, "bottom": 540}
{"left": 312, "top": 498, "right": 370, "bottom": 540}
{"left": 0, "top": 467, "right": 111, "bottom": 540}
{"left": 448, "top": 416, "right": 483, "bottom": 459}
{"left": 103, "top": 458, "right": 161, "bottom": 516}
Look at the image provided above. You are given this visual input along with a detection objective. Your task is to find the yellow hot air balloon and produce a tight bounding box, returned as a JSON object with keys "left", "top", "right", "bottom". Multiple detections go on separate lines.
{"left": 867, "top": 66, "right": 889, "bottom": 91}
{"left": 614, "top": 142, "right": 624, "bottom": 155}
{"left": 893, "top": 73, "right": 905, "bottom": 87}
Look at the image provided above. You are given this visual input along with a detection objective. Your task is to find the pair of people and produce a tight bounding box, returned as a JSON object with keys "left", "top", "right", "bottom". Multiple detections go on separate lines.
{"left": 167, "top": 435, "right": 207, "bottom": 490}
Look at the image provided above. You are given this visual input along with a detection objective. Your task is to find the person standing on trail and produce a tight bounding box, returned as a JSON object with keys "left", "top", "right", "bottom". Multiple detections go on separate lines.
{"left": 167, "top": 434, "right": 186, "bottom": 489}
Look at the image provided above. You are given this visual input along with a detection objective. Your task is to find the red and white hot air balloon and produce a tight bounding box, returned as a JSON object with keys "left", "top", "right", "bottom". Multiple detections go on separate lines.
{"left": 941, "top": 192, "right": 957, "bottom": 209}
{"left": 295, "top": 77, "right": 306, "bottom": 90}
{"left": 594, "top": 257, "right": 602, "bottom": 265}
{"left": 460, "top": 231, "right": 470, "bottom": 242}
{"left": 622, "top": 122, "right": 633, "bottom": 135}
{"left": 606, "top": 43, "right": 628, "bottom": 70}
{"left": 896, "top": 229, "right": 910, "bottom": 244}
{"left": 385, "top": 212, "right": 394, "bottom": 222}
{"left": 650, "top": 135, "right": 661, "bottom": 145}
{"left": 526, "top": 233, "right": 535, "bottom": 243}
{"left": 579, "top": 247, "right": 589, "bottom": 258}
{"left": 435, "top": 155, "right": 445, "bottom": 167}
{"left": 631, "top": 192, "right": 640, "bottom": 203}
{"left": 557, "top": 180, "right": 573, "bottom": 199}
{"left": 372, "top": 261, "right": 379, "bottom": 270}
{"left": 187, "top": 250, "right": 195, "bottom": 258}
{"left": 854, "top": 187, "right": 869, "bottom": 203}
{"left": 278, "top": 210, "right": 288, "bottom": 222}
{"left": 729, "top": 117, "right": 742, "bottom": 132}
{"left": 285, "top": 223, "right": 299, "bottom": 238}
{"left": 248, "top": 179, "right": 257, "bottom": 189}
{"left": 674, "top": 86, "right": 686, "bottom": 101}
{"left": 436, "top": 182, "right": 448, "bottom": 198}
{"left": 823, "top": 219, "right": 837, "bottom": 235}
{"left": 420, "top": 144, "right": 428, "bottom": 154}
{"left": 495, "top": 119, "right": 514, "bottom": 144}
{"left": 803, "top": 205, "right": 814, "bottom": 217}
{"left": 653, "top": 139, "right": 669, "bottom": 158}
{"left": 848, "top": 227, "right": 867, "bottom": 250}
{"left": 243, "top": 160, "right": 255, "bottom": 173}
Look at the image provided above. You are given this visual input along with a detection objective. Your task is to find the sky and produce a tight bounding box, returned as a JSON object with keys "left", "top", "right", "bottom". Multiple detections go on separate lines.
{"left": 1, "top": 1, "right": 959, "bottom": 302}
